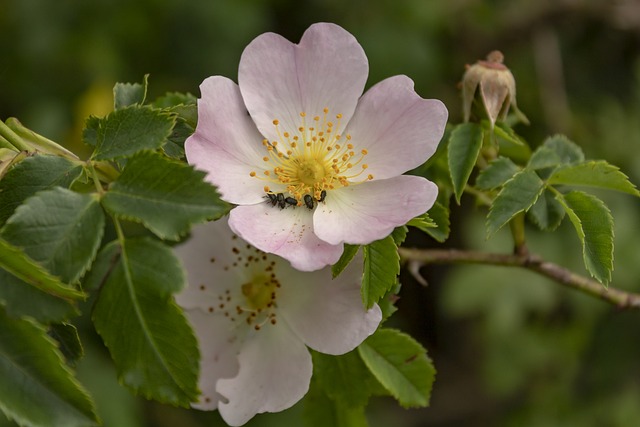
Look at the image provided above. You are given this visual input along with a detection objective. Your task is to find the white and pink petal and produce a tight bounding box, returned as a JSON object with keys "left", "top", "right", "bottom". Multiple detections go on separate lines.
{"left": 343, "top": 75, "right": 448, "bottom": 180}
{"left": 186, "top": 76, "right": 267, "bottom": 205}
{"left": 238, "top": 23, "right": 368, "bottom": 142}
{"left": 216, "top": 323, "right": 312, "bottom": 426}
{"left": 313, "top": 175, "right": 438, "bottom": 245}
{"left": 229, "top": 203, "right": 343, "bottom": 271}
{"left": 277, "top": 256, "right": 381, "bottom": 355}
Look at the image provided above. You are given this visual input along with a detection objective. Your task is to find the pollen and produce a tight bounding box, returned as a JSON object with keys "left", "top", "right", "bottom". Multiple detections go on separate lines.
{"left": 249, "top": 107, "right": 373, "bottom": 205}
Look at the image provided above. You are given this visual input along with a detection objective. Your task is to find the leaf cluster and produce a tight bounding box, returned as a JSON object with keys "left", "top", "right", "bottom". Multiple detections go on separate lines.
{"left": 0, "top": 77, "right": 229, "bottom": 426}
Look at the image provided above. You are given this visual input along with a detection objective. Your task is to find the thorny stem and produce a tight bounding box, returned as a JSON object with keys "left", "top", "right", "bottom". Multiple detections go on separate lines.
{"left": 399, "top": 247, "right": 640, "bottom": 309}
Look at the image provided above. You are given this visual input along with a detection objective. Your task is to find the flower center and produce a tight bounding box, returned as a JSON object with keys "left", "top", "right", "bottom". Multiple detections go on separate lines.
{"left": 197, "top": 235, "right": 281, "bottom": 330}
{"left": 248, "top": 108, "right": 374, "bottom": 206}
{"left": 241, "top": 274, "right": 278, "bottom": 311}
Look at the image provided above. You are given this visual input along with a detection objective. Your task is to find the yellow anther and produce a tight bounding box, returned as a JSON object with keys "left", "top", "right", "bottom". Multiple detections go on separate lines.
{"left": 283, "top": 132, "right": 289, "bottom": 138}
{"left": 263, "top": 156, "right": 269, "bottom": 161}
{"left": 314, "top": 116, "right": 320, "bottom": 121}
{"left": 336, "top": 114, "right": 342, "bottom": 119}
{"left": 347, "top": 144, "right": 353, "bottom": 149}
{"left": 368, "top": 174, "right": 374, "bottom": 180}
{"left": 300, "top": 112, "right": 306, "bottom": 117}
{"left": 323, "top": 107, "right": 329, "bottom": 114}
{"left": 250, "top": 171, "right": 256, "bottom": 177}
{"left": 362, "top": 164, "right": 368, "bottom": 169}
{"left": 264, "top": 186, "right": 270, "bottom": 192}
{"left": 264, "top": 171, "right": 270, "bottom": 176}
{"left": 361, "top": 149, "right": 368, "bottom": 155}
{"left": 273, "top": 119, "right": 279, "bottom": 125}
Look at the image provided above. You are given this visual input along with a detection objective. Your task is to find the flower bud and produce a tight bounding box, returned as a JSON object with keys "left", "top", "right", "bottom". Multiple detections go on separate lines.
{"left": 462, "top": 51, "right": 527, "bottom": 128}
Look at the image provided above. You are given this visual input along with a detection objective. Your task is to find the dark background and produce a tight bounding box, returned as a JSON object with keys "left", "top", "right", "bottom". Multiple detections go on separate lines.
{"left": 2, "top": 0, "right": 640, "bottom": 426}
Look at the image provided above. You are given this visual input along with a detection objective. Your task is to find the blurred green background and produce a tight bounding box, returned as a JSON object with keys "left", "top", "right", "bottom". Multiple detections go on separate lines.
{"left": 2, "top": 0, "right": 640, "bottom": 426}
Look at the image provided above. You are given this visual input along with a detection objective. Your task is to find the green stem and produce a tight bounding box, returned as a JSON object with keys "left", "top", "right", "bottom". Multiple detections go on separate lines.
{"left": 399, "top": 247, "right": 640, "bottom": 309}
{"left": 509, "top": 212, "right": 528, "bottom": 255}
{"left": 5, "top": 118, "right": 79, "bottom": 160}
{"left": 87, "top": 161, "right": 105, "bottom": 194}
{"left": 0, "top": 134, "right": 18, "bottom": 151}
{"left": 0, "top": 120, "right": 30, "bottom": 151}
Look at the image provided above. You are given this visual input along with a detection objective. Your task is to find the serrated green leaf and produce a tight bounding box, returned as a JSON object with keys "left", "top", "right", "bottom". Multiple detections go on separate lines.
{"left": 415, "top": 202, "right": 450, "bottom": 243}
{"left": 82, "top": 116, "right": 100, "bottom": 147}
{"left": 0, "top": 269, "right": 78, "bottom": 323}
{"left": 527, "top": 189, "right": 565, "bottom": 231}
{"left": 494, "top": 123, "right": 531, "bottom": 163}
{"left": 91, "top": 106, "right": 176, "bottom": 160}
{"left": 448, "top": 123, "right": 483, "bottom": 203}
{"left": 48, "top": 323, "right": 83, "bottom": 367}
{"left": 92, "top": 237, "right": 199, "bottom": 405}
{"left": 476, "top": 157, "right": 520, "bottom": 190}
{"left": 528, "top": 145, "right": 562, "bottom": 170}
{"left": 362, "top": 236, "right": 399, "bottom": 309}
{"left": 391, "top": 226, "right": 408, "bottom": 246}
{"left": 113, "top": 75, "right": 148, "bottom": 109}
{"left": 0, "top": 307, "right": 98, "bottom": 427}
{"left": 548, "top": 161, "right": 640, "bottom": 196}
{"left": 152, "top": 92, "right": 197, "bottom": 109}
{"left": 555, "top": 191, "right": 614, "bottom": 284}
{"left": 0, "top": 237, "right": 82, "bottom": 300}
{"left": 0, "top": 155, "right": 82, "bottom": 225}
{"left": 540, "top": 134, "right": 584, "bottom": 164}
{"left": 487, "top": 169, "right": 545, "bottom": 237}
{"left": 311, "top": 350, "right": 380, "bottom": 407}
{"left": 101, "top": 151, "right": 228, "bottom": 240}
{"left": 407, "top": 213, "right": 436, "bottom": 230}
{"left": 358, "top": 328, "right": 435, "bottom": 408}
{"left": 1, "top": 188, "right": 105, "bottom": 285}
{"left": 378, "top": 282, "right": 401, "bottom": 321}
{"left": 332, "top": 244, "right": 360, "bottom": 279}
{"left": 81, "top": 242, "right": 120, "bottom": 292}
{"left": 303, "top": 378, "right": 369, "bottom": 427}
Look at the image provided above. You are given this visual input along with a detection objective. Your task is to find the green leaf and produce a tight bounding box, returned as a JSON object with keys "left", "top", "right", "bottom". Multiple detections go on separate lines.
{"left": 358, "top": 328, "right": 436, "bottom": 408}
{"left": 548, "top": 161, "right": 640, "bottom": 196}
{"left": 91, "top": 106, "right": 176, "bottom": 160}
{"left": 81, "top": 241, "right": 121, "bottom": 292}
{"left": 1, "top": 188, "right": 105, "bottom": 285}
{"left": 0, "top": 155, "right": 82, "bottom": 225}
{"left": 82, "top": 116, "right": 100, "bottom": 147}
{"left": 540, "top": 134, "right": 584, "bottom": 164}
{"left": 378, "top": 282, "right": 401, "bottom": 321}
{"left": 413, "top": 202, "right": 450, "bottom": 243}
{"left": 555, "top": 191, "right": 614, "bottom": 284}
{"left": 92, "top": 237, "right": 199, "bottom": 405}
{"left": 101, "top": 151, "right": 229, "bottom": 240}
{"left": 391, "top": 226, "right": 408, "bottom": 246}
{"left": 0, "top": 269, "right": 77, "bottom": 323}
{"left": 0, "top": 237, "right": 83, "bottom": 300}
{"left": 448, "top": 123, "right": 483, "bottom": 203}
{"left": 332, "top": 244, "right": 360, "bottom": 279}
{"left": 476, "top": 157, "right": 520, "bottom": 190}
{"left": 494, "top": 123, "right": 531, "bottom": 163}
{"left": 407, "top": 213, "right": 436, "bottom": 230}
{"left": 311, "top": 350, "right": 380, "bottom": 407}
{"left": 362, "top": 236, "right": 399, "bottom": 309}
{"left": 48, "top": 323, "right": 83, "bottom": 367}
{"left": 527, "top": 189, "right": 565, "bottom": 231}
{"left": 113, "top": 75, "right": 148, "bottom": 109}
{"left": 152, "top": 92, "right": 197, "bottom": 110}
{"left": 303, "top": 377, "right": 369, "bottom": 427}
{"left": 487, "top": 169, "right": 545, "bottom": 237}
{"left": 0, "top": 307, "right": 98, "bottom": 427}
{"left": 528, "top": 145, "right": 562, "bottom": 170}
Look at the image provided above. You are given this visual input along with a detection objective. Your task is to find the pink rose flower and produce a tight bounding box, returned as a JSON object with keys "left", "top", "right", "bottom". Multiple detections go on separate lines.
{"left": 176, "top": 218, "right": 381, "bottom": 426}
{"left": 186, "top": 23, "right": 447, "bottom": 271}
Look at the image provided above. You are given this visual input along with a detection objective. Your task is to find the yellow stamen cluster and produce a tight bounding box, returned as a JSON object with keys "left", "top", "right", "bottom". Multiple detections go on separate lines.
{"left": 248, "top": 108, "right": 373, "bottom": 204}
{"left": 200, "top": 240, "right": 282, "bottom": 330}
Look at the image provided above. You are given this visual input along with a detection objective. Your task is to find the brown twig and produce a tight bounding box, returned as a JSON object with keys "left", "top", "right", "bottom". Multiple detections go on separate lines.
{"left": 398, "top": 247, "right": 640, "bottom": 309}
